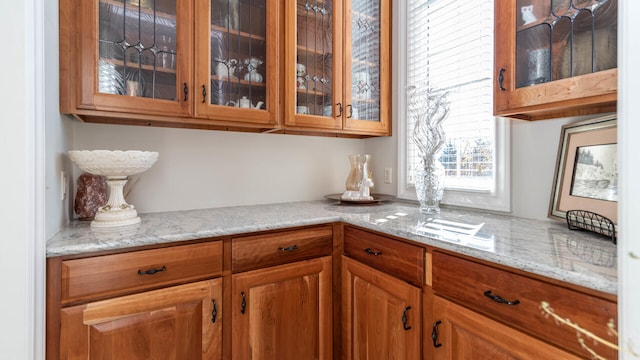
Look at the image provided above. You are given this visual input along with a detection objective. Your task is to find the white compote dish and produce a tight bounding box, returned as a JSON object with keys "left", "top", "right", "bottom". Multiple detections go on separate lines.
{"left": 68, "top": 150, "right": 159, "bottom": 228}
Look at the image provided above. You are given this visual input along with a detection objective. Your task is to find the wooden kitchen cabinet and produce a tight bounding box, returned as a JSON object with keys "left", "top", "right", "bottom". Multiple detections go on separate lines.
{"left": 283, "top": 0, "right": 391, "bottom": 135}
{"left": 47, "top": 240, "right": 224, "bottom": 360}
{"left": 342, "top": 256, "right": 422, "bottom": 360}
{"left": 60, "top": 279, "right": 222, "bottom": 360}
{"left": 60, "top": 0, "right": 390, "bottom": 136}
{"left": 341, "top": 226, "right": 424, "bottom": 359}
{"left": 59, "top": 0, "right": 195, "bottom": 119}
{"left": 60, "top": 0, "right": 280, "bottom": 130}
{"left": 493, "top": 0, "right": 618, "bottom": 120}
{"left": 194, "top": 0, "right": 280, "bottom": 127}
{"left": 231, "top": 256, "right": 333, "bottom": 359}
{"left": 431, "top": 296, "right": 582, "bottom": 360}
{"left": 229, "top": 225, "right": 334, "bottom": 359}
{"left": 431, "top": 250, "right": 618, "bottom": 359}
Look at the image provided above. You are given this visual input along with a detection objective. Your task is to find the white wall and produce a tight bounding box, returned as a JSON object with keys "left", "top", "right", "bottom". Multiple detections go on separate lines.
{"left": 0, "top": 1, "right": 42, "bottom": 359}
{"left": 45, "top": 0, "right": 73, "bottom": 239}
{"left": 70, "top": 122, "right": 364, "bottom": 213}
{"left": 618, "top": 0, "right": 640, "bottom": 356}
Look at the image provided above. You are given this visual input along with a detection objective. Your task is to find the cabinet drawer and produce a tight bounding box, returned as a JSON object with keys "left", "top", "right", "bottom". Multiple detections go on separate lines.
{"left": 232, "top": 225, "right": 333, "bottom": 273}
{"left": 344, "top": 226, "right": 424, "bottom": 286}
{"left": 432, "top": 251, "right": 617, "bottom": 359}
{"left": 61, "top": 241, "right": 222, "bottom": 304}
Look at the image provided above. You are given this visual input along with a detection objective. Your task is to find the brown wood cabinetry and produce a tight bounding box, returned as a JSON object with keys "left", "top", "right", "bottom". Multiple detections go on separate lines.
{"left": 60, "top": 279, "right": 222, "bottom": 360}
{"left": 431, "top": 250, "right": 618, "bottom": 359}
{"left": 231, "top": 256, "right": 333, "bottom": 359}
{"left": 341, "top": 226, "right": 424, "bottom": 359}
{"left": 231, "top": 224, "right": 333, "bottom": 272}
{"left": 342, "top": 256, "right": 422, "bottom": 360}
{"left": 343, "top": 226, "right": 425, "bottom": 286}
{"left": 493, "top": 0, "right": 618, "bottom": 120}
{"left": 59, "top": 0, "right": 390, "bottom": 136}
{"left": 60, "top": 241, "right": 222, "bottom": 304}
{"left": 59, "top": 0, "right": 195, "bottom": 121}
{"left": 431, "top": 296, "right": 582, "bottom": 360}
{"left": 47, "top": 223, "right": 618, "bottom": 359}
{"left": 283, "top": 0, "right": 391, "bottom": 136}
{"left": 229, "top": 225, "right": 334, "bottom": 359}
{"left": 47, "top": 241, "right": 224, "bottom": 360}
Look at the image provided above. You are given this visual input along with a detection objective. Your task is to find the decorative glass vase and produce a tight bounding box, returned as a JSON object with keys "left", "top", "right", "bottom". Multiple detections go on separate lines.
{"left": 408, "top": 85, "right": 449, "bottom": 213}
{"left": 345, "top": 154, "right": 373, "bottom": 192}
{"left": 414, "top": 155, "right": 445, "bottom": 213}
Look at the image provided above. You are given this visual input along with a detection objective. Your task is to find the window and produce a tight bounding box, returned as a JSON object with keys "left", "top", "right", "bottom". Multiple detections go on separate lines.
{"left": 397, "top": 0, "right": 510, "bottom": 212}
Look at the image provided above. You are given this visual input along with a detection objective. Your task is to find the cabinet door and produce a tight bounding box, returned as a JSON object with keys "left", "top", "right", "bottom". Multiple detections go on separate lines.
{"left": 342, "top": 0, "right": 391, "bottom": 135}
{"left": 494, "top": 0, "right": 617, "bottom": 120}
{"left": 231, "top": 256, "right": 332, "bottom": 360}
{"left": 194, "top": 0, "right": 279, "bottom": 126}
{"left": 59, "top": 279, "right": 222, "bottom": 360}
{"left": 65, "top": 0, "right": 193, "bottom": 117}
{"left": 284, "top": 0, "right": 344, "bottom": 130}
{"left": 342, "top": 256, "right": 421, "bottom": 360}
{"left": 431, "top": 296, "right": 581, "bottom": 360}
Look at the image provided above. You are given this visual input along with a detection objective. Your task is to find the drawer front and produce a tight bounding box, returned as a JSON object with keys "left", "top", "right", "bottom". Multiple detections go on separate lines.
{"left": 432, "top": 251, "right": 617, "bottom": 359}
{"left": 232, "top": 225, "right": 333, "bottom": 273}
{"left": 344, "top": 226, "right": 425, "bottom": 286}
{"left": 61, "top": 241, "right": 223, "bottom": 304}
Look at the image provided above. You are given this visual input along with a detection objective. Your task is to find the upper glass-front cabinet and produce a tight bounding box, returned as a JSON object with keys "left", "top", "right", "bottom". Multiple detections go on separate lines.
{"left": 285, "top": 0, "right": 342, "bottom": 130}
{"left": 343, "top": 0, "right": 390, "bottom": 134}
{"left": 285, "top": 0, "right": 390, "bottom": 135}
{"left": 195, "top": 0, "right": 278, "bottom": 126}
{"left": 66, "top": 0, "right": 193, "bottom": 116}
{"left": 494, "top": 0, "right": 618, "bottom": 120}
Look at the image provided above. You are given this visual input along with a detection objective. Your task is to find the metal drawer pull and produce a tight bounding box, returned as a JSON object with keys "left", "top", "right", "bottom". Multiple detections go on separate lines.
{"left": 240, "top": 291, "right": 246, "bottom": 314}
{"left": 432, "top": 320, "right": 442, "bottom": 348}
{"left": 183, "top": 83, "right": 188, "bottom": 101}
{"left": 402, "top": 306, "right": 412, "bottom": 330}
{"left": 498, "top": 68, "right": 506, "bottom": 91}
{"left": 364, "top": 248, "right": 382, "bottom": 256}
{"left": 278, "top": 245, "right": 299, "bottom": 252}
{"left": 211, "top": 299, "right": 217, "bottom": 323}
{"left": 137, "top": 265, "right": 166, "bottom": 276}
{"left": 484, "top": 290, "right": 520, "bottom": 305}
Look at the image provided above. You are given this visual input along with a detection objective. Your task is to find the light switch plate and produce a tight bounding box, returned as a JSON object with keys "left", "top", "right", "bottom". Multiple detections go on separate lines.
{"left": 384, "top": 168, "right": 392, "bottom": 184}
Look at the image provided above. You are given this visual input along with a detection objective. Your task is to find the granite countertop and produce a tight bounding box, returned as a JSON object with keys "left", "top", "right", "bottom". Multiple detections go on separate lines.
{"left": 47, "top": 200, "right": 618, "bottom": 295}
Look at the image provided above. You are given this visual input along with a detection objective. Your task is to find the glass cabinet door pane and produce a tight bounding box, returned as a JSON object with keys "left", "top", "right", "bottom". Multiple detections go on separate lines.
{"left": 210, "top": 0, "right": 267, "bottom": 110}
{"left": 515, "top": 0, "right": 617, "bottom": 89}
{"left": 296, "top": 0, "right": 334, "bottom": 117}
{"left": 98, "top": 0, "right": 178, "bottom": 100}
{"left": 350, "top": 0, "right": 381, "bottom": 122}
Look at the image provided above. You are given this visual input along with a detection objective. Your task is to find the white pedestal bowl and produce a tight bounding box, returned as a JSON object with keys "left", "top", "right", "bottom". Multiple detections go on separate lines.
{"left": 68, "top": 150, "right": 159, "bottom": 228}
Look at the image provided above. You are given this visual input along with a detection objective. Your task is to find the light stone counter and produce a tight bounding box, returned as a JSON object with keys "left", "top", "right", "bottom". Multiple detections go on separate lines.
{"left": 47, "top": 200, "right": 617, "bottom": 295}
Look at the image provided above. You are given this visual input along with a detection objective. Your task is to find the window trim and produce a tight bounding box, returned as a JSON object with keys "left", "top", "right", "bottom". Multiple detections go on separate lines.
{"left": 395, "top": 0, "right": 511, "bottom": 213}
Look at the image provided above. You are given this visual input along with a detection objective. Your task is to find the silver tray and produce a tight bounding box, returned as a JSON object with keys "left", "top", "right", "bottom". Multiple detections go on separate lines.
{"left": 324, "top": 193, "right": 394, "bottom": 205}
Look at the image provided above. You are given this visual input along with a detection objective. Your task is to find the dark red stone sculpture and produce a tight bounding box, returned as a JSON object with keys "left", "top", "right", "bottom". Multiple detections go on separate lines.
{"left": 74, "top": 173, "right": 107, "bottom": 220}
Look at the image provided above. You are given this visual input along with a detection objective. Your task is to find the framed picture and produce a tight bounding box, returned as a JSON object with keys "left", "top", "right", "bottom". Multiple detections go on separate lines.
{"left": 549, "top": 114, "right": 618, "bottom": 224}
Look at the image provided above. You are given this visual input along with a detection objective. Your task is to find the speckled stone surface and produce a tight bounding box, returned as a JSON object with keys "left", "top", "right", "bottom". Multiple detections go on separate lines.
{"left": 47, "top": 200, "right": 618, "bottom": 295}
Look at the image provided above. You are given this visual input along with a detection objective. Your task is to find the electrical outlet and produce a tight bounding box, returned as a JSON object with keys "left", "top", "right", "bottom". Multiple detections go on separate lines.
{"left": 384, "top": 168, "right": 392, "bottom": 184}
{"left": 60, "top": 171, "right": 67, "bottom": 201}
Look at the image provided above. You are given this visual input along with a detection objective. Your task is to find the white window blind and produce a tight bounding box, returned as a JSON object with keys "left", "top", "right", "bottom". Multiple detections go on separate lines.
{"left": 406, "top": 0, "right": 496, "bottom": 192}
